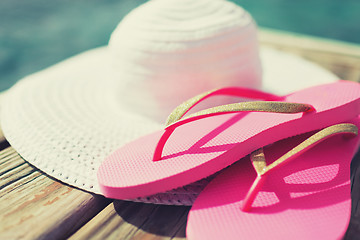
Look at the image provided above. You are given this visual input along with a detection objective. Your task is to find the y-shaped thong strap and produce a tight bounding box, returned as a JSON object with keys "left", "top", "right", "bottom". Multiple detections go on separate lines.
{"left": 154, "top": 87, "right": 314, "bottom": 161}
{"left": 242, "top": 123, "right": 358, "bottom": 212}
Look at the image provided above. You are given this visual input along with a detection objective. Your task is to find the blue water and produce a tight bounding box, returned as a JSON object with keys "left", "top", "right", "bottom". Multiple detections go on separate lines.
{"left": 1, "top": 0, "right": 359, "bottom": 91}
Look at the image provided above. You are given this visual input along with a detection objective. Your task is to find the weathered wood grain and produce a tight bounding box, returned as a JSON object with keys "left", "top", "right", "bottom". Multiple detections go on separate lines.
{"left": 0, "top": 148, "right": 36, "bottom": 192}
{"left": 70, "top": 201, "right": 189, "bottom": 240}
{"left": 259, "top": 29, "right": 360, "bottom": 82}
{"left": 0, "top": 146, "right": 111, "bottom": 240}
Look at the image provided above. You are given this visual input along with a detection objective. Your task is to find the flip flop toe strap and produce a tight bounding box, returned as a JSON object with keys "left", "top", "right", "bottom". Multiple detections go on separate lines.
{"left": 153, "top": 87, "right": 314, "bottom": 161}
{"left": 242, "top": 123, "right": 358, "bottom": 212}
{"left": 165, "top": 87, "right": 282, "bottom": 126}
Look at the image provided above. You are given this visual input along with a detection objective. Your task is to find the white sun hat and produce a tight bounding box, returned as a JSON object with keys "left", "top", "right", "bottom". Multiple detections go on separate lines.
{"left": 0, "top": 0, "right": 336, "bottom": 205}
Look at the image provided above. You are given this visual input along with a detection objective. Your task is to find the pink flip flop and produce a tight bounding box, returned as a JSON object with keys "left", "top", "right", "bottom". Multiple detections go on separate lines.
{"left": 187, "top": 117, "right": 360, "bottom": 240}
{"left": 98, "top": 81, "right": 360, "bottom": 199}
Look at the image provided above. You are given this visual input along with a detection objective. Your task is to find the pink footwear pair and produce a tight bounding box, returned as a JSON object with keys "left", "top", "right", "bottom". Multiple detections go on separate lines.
{"left": 98, "top": 81, "right": 360, "bottom": 239}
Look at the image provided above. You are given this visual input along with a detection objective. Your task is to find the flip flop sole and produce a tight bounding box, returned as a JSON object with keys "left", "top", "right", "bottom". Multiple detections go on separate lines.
{"left": 187, "top": 117, "right": 360, "bottom": 240}
{"left": 98, "top": 81, "right": 360, "bottom": 199}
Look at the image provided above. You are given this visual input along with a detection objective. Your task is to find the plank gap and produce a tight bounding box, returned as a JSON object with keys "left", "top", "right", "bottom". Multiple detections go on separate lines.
{"left": 0, "top": 140, "right": 10, "bottom": 151}
{"left": 0, "top": 160, "right": 27, "bottom": 177}
{"left": 0, "top": 171, "right": 41, "bottom": 198}
{"left": 0, "top": 165, "right": 37, "bottom": 192}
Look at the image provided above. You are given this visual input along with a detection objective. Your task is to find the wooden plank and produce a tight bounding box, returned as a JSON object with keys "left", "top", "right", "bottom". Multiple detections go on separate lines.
{"left": 259, "top": 29, "right": 360, "bottom": 82}
{"left": 70, "top": 200, "right": 189, "bottom": 240}
{"left": 0, "top": 146, "right": 111, "bottom": 240}
{"left": 0, "top": 148, "right": 36, "bottom": 192}
{"left": 259, "top": 28, "right": 360, "bottom": 57}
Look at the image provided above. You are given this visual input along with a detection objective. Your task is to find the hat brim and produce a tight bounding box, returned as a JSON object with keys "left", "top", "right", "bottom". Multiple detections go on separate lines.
{"left": 0, "top": 46, "right": 337, "bottom": 200}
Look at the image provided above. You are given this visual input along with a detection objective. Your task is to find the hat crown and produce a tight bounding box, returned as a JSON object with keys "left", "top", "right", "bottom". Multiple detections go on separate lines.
{"left": 109, "top": 0, "right": 262, "bottom": 121}
{"left": 111, "top": 0, "right": 254, "bottom": 42}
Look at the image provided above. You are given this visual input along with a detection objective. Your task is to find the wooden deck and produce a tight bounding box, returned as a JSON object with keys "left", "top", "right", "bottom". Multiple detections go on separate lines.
{"left": 0, "top": 30, "right": 360, "bottom": 239}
